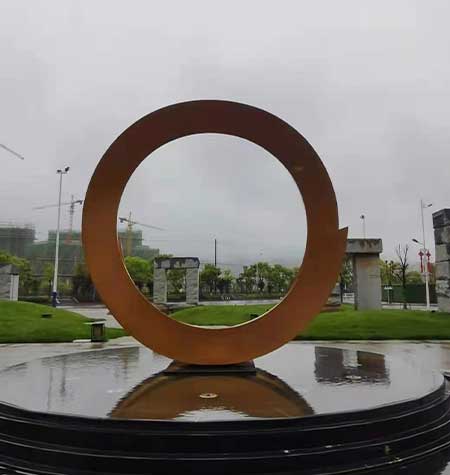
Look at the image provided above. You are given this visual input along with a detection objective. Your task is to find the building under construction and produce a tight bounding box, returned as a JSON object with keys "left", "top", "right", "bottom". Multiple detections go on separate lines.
{"left": 26, "top": 231, "right": 84, "bottom": 277}
{"left": 0, "top": 223, "right": 159, "bottom": 277}
{"left": 28, "top": 229, "right": 159, "bottom": 277}
{"left": 0, "top": 224, "right": 35, "bottom": 258}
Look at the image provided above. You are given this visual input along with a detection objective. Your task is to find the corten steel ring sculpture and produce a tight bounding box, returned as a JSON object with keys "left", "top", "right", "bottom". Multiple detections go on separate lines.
{"left": 82, "top": 100, "right": 347, "bottom": 365}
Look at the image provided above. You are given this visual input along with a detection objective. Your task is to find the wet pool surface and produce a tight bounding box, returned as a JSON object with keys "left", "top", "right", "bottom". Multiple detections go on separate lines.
{"left": 0, "top": 344, "right": 443, "bottom": 421}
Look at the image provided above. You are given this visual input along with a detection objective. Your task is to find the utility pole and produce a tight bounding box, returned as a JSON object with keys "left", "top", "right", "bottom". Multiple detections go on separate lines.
{"left": 52, "top": 166, "right": 70, "bottom": 307}
{"left": 214, "top": 238, "right": 217, "bottom": 267}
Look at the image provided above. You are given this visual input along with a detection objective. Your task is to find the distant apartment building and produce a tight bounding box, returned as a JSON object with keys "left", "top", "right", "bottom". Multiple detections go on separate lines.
{"left": 0, "top": 226, "right": 159, "bottom": 278}
{"left": 0, "top": 224, "right": 35, "bottom": 258}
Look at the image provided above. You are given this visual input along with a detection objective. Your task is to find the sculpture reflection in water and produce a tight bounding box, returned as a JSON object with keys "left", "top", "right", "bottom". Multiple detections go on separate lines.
{"left": 314, "top": 347, "right": 389, "bottom": 385}
{"left": 110, "top": 365, "right": 315, "bottom": 421}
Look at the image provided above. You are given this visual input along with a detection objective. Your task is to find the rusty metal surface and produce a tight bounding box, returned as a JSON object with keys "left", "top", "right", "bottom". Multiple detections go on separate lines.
{"left": 82, "top": 100, "right": 347, "bottom": 365}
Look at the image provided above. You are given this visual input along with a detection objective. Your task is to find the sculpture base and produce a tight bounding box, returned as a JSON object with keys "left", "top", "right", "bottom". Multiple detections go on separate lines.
{"left": 163, "top": 360, "right": 256, "bottom": 374}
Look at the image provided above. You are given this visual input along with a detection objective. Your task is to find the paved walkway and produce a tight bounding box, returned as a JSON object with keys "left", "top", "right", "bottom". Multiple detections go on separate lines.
{"left": 62, "top": 304, "right": 123, "bottom": 328}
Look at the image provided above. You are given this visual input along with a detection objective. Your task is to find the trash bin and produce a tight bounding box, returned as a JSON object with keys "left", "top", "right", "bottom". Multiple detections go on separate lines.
{"left": 86, "top": 321, "right": 107, "bottom": 342}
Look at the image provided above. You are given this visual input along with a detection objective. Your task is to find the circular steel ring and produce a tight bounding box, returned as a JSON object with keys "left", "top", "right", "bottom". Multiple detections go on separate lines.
{"left": 82, "top": 100, "right": 347, "bottom": 365}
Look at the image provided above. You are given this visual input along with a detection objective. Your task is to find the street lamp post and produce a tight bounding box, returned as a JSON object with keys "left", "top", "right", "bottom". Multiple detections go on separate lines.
{"left": 384, "top": 260, "right": 394, "bottom": 305}
{"left": 412, "top": 238, "right": 431, "bottom": 311}
{"left": 421, "top": 199, "right": 432, "bottom": 311}
{"left": 412, "top": 200, "right": 433, "bottom": 310}
{"left": 51, "top": 167, "right": 70, "bottom": 307}
{"left": 360, "top": 214, "right": 366, "bottom": 238}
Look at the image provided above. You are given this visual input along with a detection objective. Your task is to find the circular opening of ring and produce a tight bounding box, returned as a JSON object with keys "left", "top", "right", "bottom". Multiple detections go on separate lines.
{"left": 119, "top": 134, "right": 307, "bottom": 327}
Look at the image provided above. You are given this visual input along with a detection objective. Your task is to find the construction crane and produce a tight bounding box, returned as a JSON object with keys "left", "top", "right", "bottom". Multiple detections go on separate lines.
{"left": 1, "top": 143, "right": 25, "bottom": 160}
{"left": 33, "top": 195, "right": 83, "bottom": 244}
{"left": 118, "top": 212, "right": 164, "bottom": 256}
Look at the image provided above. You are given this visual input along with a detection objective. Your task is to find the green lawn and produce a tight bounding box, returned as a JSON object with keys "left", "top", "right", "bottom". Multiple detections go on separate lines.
{"left": 4, "top": 300, "right": 450, "bottom": 344}
{"left": 172, "top": 304, "right": 450, "bottom": 340}
{"left": 171, "top": 304, "right": 274, "bottom": 326}
{"left": 0, "top": 301, "right": 126, "bottom": 343}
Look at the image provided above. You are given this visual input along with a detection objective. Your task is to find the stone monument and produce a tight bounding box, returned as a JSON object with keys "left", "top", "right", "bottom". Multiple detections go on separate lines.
{"left": 0, "top": 264, "right": 19, "bottom": 301}
{"left": 346, "top": 238, "right": 383, "bottom": 310}
{"left": 433, "top": 208, "right": 450, "bottom": 312}
{"left": 153, "top": 256, "right": 200, "bottom": 305}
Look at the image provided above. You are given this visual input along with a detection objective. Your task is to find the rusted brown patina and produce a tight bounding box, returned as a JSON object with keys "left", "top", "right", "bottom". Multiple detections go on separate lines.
{"left": 82, "top": 100, "right": 347, "bottom": 365}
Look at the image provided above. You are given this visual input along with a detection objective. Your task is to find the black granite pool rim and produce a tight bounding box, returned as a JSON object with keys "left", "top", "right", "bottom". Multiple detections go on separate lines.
{"left": 0, "top": 372, "right": 450, "bottom": 473}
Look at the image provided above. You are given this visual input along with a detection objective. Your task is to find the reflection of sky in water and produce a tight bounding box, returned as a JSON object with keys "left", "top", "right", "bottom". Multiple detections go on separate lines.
{"left": 176, "top": 409, "right": 248, "bottom": 422}
{"left": 0, "top": 344, "right": 443, "bottom": 420}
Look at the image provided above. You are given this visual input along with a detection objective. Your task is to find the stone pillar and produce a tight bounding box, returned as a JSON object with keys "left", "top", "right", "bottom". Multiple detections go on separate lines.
{"left": 352, "top": 254, "right": 382, "bottom": 310}
{"left": 433, "top": 209, "right": 450, "bottom": 312}
{"left": 153, "top": 268, "right": 167, "bottom": 304}
{"left": 0, "top": 264, "right": 19, "bottom": 301}
{"left": 186, "top": 268, "right": 199, "bottom": 305}
{"left": 10, "top": 274, "right": 19, "bottom": 301}
{"left": 346, "top": 239, "right": 383, "bottom": 311}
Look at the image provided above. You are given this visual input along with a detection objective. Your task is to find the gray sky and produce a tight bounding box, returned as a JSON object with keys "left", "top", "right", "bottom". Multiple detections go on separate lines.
{"left": 1, "top": 0, "right": 449, "bottom": 271}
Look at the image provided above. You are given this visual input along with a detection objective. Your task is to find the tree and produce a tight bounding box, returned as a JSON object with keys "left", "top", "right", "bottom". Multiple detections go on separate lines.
{"left": 124, "top": 256, "right": 152, "bottom": 291}
{"left": 339, "top": 258, "right": 353, "bottom": 301}
{"left": 406, "top": 271, "right": 423, "bottom": 284}
{"left": 72, "top": 262, "right": 95, "bottom": 300}
{"left": 252, "top": 262, "right": 271, "bottom": 293}
{"left": 266, "top": 264, "right": 295, "bottom": 294}
{"left": 167, "top": 269, "right": 185, "bottom": 295}
{"left": 380, "top": 260, "right": 401, "bottom": 285}
{"left": 41, "top": 263, "right": 54, "bottom": 294}
{"left": 239, "top": 266, "right": 257, "bottom": 293}
{"left": 217, "top": 269, "right": 234, "bottom": 294}
{"left": 395, "top": 244, "right": 409, "bottom": 309}
{"left": 200, "top": 264, "right": 222, "bottom": 293}
{"left": 235, "top": 276, "right": 245, "bottom": 293}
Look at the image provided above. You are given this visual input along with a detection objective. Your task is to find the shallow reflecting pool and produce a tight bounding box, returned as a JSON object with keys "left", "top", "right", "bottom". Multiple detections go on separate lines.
{"left": 0, "top": 344, "right": 442, "bottom": 421}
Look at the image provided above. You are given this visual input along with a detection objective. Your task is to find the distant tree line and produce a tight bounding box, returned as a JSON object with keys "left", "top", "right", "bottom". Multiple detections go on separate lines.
{"left": 4, "top": 243, "right": 433, "bottom": 306}
{"left": 199, "top": 262, "right": 297, "bottom": 297}
{"left": 69, "top": 257, "right": 299, "bottom": 301}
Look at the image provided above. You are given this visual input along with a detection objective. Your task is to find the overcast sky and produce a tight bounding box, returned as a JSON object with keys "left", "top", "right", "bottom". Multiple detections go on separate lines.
{"left": 1, "top": 1, "right": 449, "bottom": 271}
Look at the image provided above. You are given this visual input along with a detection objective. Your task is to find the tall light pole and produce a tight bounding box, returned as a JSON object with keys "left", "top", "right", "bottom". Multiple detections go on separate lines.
{"left": 418, "top": 199, "right": 433, "bottom": 311}
{"left": 360, "top": 214, "right": 366, "bottom": 238}
{"left": 52, "top": 166, "right": 70, "bottom": 307}
{"left": 420, "top": 199, "right": 432, "bottom": 253}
